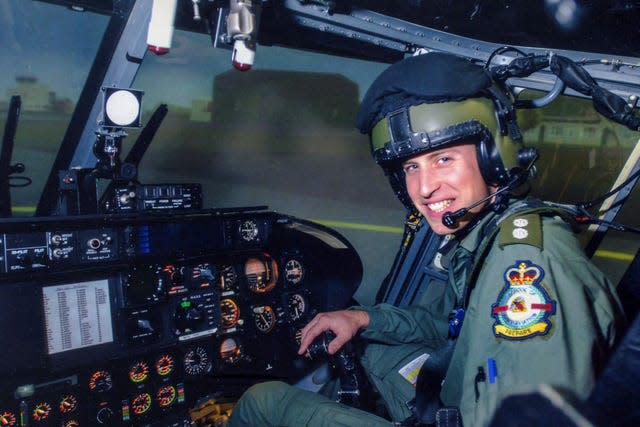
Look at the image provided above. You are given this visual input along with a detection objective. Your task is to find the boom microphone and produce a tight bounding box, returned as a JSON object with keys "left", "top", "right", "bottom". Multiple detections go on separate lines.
{"left": 442, "top": 192, "right": 498, "bottom": 228}
{"left": 441, "top": 168, "right": 528, "bottom": 229}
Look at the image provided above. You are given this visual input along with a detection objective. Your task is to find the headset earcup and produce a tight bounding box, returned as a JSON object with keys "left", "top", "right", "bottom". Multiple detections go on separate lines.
{"left": 476, "top": 137, "right": 509, "bottom": 186}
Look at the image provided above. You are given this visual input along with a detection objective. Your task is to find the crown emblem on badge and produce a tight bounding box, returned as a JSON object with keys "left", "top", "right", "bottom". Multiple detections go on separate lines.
{"left": 506, "top": 262, "right": 541, "bottom": 286}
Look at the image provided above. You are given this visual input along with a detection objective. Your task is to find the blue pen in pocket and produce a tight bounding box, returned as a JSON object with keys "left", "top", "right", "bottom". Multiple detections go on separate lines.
{"left": 487, "top": 357, "right": 498, "bottom": 384}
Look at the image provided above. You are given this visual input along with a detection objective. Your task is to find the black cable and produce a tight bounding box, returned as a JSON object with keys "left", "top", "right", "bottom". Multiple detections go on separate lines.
{"left": 9, "top": 176, "right": 32, "bottom": 188}
{"left": 578, "top": 167, "right": 640, "bottom": 210}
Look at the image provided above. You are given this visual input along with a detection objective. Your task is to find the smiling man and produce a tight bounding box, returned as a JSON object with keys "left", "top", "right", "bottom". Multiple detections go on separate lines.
{"left": 401, "top": 143, "right": 494, "bottom": 235}
{"left": 227, "top": 52, "right": 625, "bottom": 427}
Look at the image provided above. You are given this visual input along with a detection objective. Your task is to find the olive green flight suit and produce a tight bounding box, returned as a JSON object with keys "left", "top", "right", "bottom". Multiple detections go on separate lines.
{"left": 227, "top": 200, "right": 625, "bottom": 427}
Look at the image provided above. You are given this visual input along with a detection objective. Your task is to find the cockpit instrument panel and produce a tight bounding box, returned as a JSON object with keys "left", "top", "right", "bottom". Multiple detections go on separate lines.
{"left": 0, "top": 209, "right": 361, "bottom": 425}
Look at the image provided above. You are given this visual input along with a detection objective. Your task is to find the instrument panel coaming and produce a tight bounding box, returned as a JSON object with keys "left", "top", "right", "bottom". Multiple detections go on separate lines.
{"left": 0, "top": 209, "right": 362, "bottom": 426}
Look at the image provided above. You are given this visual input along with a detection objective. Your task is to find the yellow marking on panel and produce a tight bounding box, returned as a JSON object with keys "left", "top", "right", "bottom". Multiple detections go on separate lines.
{"left": 11, "top": 206, "right": 36, "bottom": 214}
{"left": 308, "top": 219, "right": 403, "bottom": 234}
{"left": 593, "top": 249, "right": 634, "bottom": 262}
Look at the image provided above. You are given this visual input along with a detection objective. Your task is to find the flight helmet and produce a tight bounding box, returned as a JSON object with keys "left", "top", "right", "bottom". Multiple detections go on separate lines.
{"left": 355, "top": 52, "right": 536, "bottom": 210}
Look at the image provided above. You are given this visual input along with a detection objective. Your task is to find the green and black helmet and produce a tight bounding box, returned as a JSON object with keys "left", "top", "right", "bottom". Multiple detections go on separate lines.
{"left": 355, "top": 52, "right": 536, "bottom": 210}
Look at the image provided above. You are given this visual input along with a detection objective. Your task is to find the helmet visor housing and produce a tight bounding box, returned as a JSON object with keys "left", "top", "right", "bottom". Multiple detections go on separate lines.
{"left": 370, "top": 98, "right": 521, "bottom": 187}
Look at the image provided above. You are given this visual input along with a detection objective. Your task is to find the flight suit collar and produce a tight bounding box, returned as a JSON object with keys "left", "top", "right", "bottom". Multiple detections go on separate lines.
{"left": 456, "top": 208, "right": 499, "bottom": 254}
{"left": 455, "top": 199, "right": 525, "bottom": 253}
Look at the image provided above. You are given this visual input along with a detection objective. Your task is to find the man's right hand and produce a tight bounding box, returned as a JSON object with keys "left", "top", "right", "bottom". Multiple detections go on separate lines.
{"left": 297, "top": 309, "right": 370, "bottom": 356}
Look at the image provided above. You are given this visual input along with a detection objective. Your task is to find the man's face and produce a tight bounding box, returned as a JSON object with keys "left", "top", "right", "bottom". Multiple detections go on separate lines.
{"left": 403, "top": 143, "right": 494, "bottom": 235}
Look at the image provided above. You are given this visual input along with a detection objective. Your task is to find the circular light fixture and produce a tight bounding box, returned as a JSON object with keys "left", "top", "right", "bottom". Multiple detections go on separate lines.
{"left": 102, "top": 87, "right": 143, "bottom": 127}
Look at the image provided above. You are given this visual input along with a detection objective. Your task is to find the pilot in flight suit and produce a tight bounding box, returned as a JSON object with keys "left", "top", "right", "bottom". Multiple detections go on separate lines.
{"left": 226, "top": 52, "right": 625, "bottom": 427}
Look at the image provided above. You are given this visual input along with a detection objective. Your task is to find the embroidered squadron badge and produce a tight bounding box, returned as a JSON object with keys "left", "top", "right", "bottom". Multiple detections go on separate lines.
{"left": 491, "top": 260, "right": 556, "bottom": 340}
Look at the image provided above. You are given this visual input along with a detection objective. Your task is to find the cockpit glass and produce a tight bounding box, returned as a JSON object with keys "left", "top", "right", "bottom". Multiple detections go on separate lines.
{"left": 520, "top": 93, "right": 638, "bottom": 208}
{"left": 519, "top": 93, "right": 640, "bottom": 282}
{"left": 1, "top": 1, "right": 109, "bottom": 214}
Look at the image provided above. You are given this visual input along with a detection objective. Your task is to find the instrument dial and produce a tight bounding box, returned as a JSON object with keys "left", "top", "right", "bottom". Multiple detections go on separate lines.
{"left": 0, "top": 412, "right": 16, "bottom": 426}
{"left": 88, "top": 370, "right": 113, "bottom": 392}
{"left": 59, "top": 395, "right": 78, "bottom": 414}
{"left": 220, "top": 337, "right": 242, "bottom": 364}
{"left": 128, "top": 361, "right": 150, "bottom": 384}
{"left": 183, "top": 346, "right": 212, "bottom": 375}
{"left": 287, "top": 293, "right": 306, "bottom": 321}
{"left": 32, "top": 402, "right": 52, "bottom": 422}
{"left": 253, "top": 305, "right": 276, "bottom": 333}
{"left": 218, "top": 264, "right": 238, "bottom": 292}
{"left": 239, "top": 219, "right": 259, "bottom": 242}
{"left": 220, "top": 298, "right": 240, "bottom": 329}
{"left": 131, "top": 392, "right": 152, "bottom": 416}
{"left": 95, "top": 403, "right": 114, "bottom": 424}
{"left": 156, "top": 385, "right": 177, "bottom": 408}
{"left": 155, "top": 354, "right": 175, "bottom": 377}
{"left": 244, "top": 255, "right": 278, "bottom": 294}
{"left": 284, "top": 259, "right": 304, "bottom": 285}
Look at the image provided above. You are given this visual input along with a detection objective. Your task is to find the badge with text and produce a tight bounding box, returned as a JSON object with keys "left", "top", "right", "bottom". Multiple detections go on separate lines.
{"left": 491, "top": 260, "right": 556, "bottom": 340}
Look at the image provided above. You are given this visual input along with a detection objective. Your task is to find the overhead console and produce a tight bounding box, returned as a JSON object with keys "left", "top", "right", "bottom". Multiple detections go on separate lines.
{"left": 0, "top": 208, "right": 361, "bottom": 426}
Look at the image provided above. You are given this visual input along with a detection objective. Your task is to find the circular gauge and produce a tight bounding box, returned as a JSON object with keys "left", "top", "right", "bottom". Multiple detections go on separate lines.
{"left": 155, "top": 354, "right": 175, "bottom": 377}
{"left": 220, "top": 298, "right": 240, "bottom": 329}
{"left": 239, "top": 219, "right": 259, "bottom": 242}
{"left": 244, "top": 255, "right": 278, "bottom": 294}
{"left": 63, "top": 420, "right": 80, "bottom": 427}
{"left": 218, "top": 264, "right": 238, "bottom": 292}
{"left": 59, "top": 395, "right": 78, "bottom": 414}
{"left": 0, "top": 412, "right": 16, "bottom": 426}
{"left": 191, "top": 263, "right": 214, "bottom": 289}
{"left": 128, "top": 361, "right": 150, "bottom": 384}
{"left": 284, "top": 259, "right": 304, "bottom": 285}
{"left": 156, "top": 385, "right": 177, "bottom": 408}
{"left": 95, "top": 403, "right": 115, "bottom": 425}
{"left": 287, "top": 293, "right": 307, "bottom": 321}
{"left": 183, "top": 346, "right": 211, "bottom": 375}
{"left": 32, "top": 402, "right": 52, "bottom": 422}
{"left": 253, "top": 305, "right": 276, "bottom": 333}
{"left": 88, "top": 370, "right": 113, "bottom": 392}
{"left": 131, "top": 392, "right": 152, "bottom": 416}
{"left": 220, "top": 337, "right": 242, "bottom": 364}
